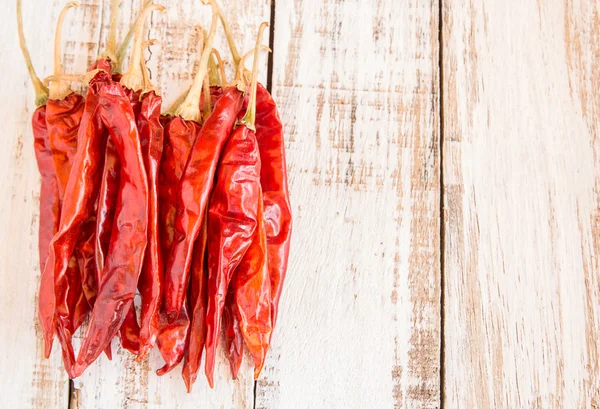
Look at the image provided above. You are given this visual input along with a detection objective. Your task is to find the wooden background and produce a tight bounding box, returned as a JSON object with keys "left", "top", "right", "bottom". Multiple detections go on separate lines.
{"left": 1, "top": 0, "right": 599, "bottom": 408}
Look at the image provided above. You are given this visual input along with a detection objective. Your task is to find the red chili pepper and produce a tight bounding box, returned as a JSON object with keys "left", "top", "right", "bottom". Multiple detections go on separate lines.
{"left": 46, "top": 13, "right": 93, "bottom": 348}
{"left": 95, "top": 87, "right": 144, "bottom": 356}
{"left": 71, "top": 71, "right": 148, "bottom": 375}
{"left": 254, "top": 83, "right": 292, "bottom": 331}
{"left": 137, "top": 87, "right": 164, "bottom": 359}
{"left": 222, "top": 287, "right": 244, "bottom": 379}
{"left": 28, "top": 2, "right": 94, "bottom": 375}
{"left": 155, "top": 115, "right": 197, "bottom": 374}
{"left": 30, "top": 103, "right": 60, "bottom": 298}
{"left": 74, "top": 4, "right": 164, "bottom": 375}
{"left": 40, "top": 68, "right": 110, "bottom": 373}
{"left": 231, "top": 196, "right": 272, "bottom": 378}
{"left": 182, "top": 212, "right": 209, "bottom": 391}
{"left": 217, "top": 6, "right": 293, "bottom": 335}
{"left": 203, "top": 120, "right": 261, "bottom": 387}
{"left": 155, "top": 27, "right": 214, "bottom": 377}
{"left": 163, "top": 1, "right": 243, "bottom": 323}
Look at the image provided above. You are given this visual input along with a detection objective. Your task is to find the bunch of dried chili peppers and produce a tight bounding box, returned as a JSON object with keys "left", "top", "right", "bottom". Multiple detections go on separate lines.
{"left": 17, "top": 0, "right": 291, "bottom": 391}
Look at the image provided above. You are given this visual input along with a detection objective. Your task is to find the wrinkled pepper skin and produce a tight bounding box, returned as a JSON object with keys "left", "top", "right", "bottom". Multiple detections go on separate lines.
{"left": 46, "top": 93, "right": 84, "bottom": 198}
{"left": 95, "top": 138, "right": 120, "bottom": 276}
{"left": 232, "top": 196, "right": 272, "bottom": 378}
{"left": 155, "top": 116, "right": 198, "bottom": 375}
{"left": 182, "top": 215, "right": 209, "bottom": 391}
{"left": 40, "top": 72, "right": 111, "bottom": 374}
{"left": 155, "top": 302, "right": 190, "bottom": 375}
{"left": 94, "top": 87, "right": 144, "bottom": 356}
{"left": 74, "top": 73, "right": 149, "bottom": 376}
{"left": 164, "top": 87, "right": 243, "bottom": 321}
{"left": 255, "top": 84, "right": 293, "bottom": 328}
{"left": 46, "top": 93, "right": 93, "bottom": 346}
{"left": 204, "top": 124, "right": 261, "bottom": 388}
{"left": 33, "top": 106, "right": 61, "bottom": 353}
{"left": 222, "top": 287, "right": 244, "bottom": 379}
{"left": 158, "top": 117, "right": 200, "bottom": 264}
{"left": 137, "top": 91, "right": 164, "bottom": 359}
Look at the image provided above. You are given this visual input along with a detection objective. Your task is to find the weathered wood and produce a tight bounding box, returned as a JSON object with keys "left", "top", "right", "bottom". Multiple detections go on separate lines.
{"left": 0, "top": 1, "right": 69, "bottom": 408}
{"left": 442, "top": 0, "right": 600, "bottom": 407}
{"left": 255, "top": 1, "right": 441, "bottom": 408}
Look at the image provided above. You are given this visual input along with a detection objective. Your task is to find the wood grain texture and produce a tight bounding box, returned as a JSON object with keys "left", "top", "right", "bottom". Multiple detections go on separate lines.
{"left": 255, "top": 1, "right": 441, "bottom": 408}
{"left": 442, "top": 0, "right": 600, "bottom": 407}
{"left": 0, "top": 1, "right": 69, "bottom": 408}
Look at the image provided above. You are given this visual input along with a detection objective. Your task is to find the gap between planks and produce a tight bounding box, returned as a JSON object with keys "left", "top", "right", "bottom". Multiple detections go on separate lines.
{"left": 438, "top": 1, "right": 446, "bottom": 409}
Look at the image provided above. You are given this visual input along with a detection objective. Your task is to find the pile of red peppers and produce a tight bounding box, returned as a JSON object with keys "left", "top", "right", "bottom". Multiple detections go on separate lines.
{"left": 17, "top": 0, "right": 291, "bottom": 391}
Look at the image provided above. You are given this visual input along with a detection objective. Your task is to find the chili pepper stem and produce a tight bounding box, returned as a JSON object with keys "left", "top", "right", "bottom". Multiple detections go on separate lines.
{"left": 140, "top": 39, "right": 159, "bottom": 95}
{"left": 202, "top": 71, "right": 211, "bottom": 122}
{"left": 16, "top": 0, "right": 49, "bottom": 107}
{"left": 120, "top": 3, "right": 165, "bottom": 93}
{"left": 43, "top": 69, "right": 101, "bottom": 88}
{"left": 99, "top": 0, "right": 120, "bottom": 64}
{"left": 115, "top": 0, "right": 152, "bottom": 72}
{"left": 211, "top": 48, "right": 227, "bottom": 86}
{"left": 164, "top": 26, "right": 203, "bottom": 116}
{"left": 174, "top": 0, "right": 218, "bottom": 122}
{"left": 235, "top": 45, "right": 271, "bottom": 86}
{"left": 47, "top": 2, "right": 79, "bottom": 101}
{"left": 213, "top": 0, "right": 240, "bottom": 66}
{"left": 240, "top": 22, "right": 269, "bottom": 132}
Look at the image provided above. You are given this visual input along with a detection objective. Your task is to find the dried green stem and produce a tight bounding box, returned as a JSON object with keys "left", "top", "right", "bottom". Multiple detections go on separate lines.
{"left": 236, "top": 45, "right": 271, "bottom": 84}
{"left": 163, "top": 27, "right": 204, "bottom": 116}
{"left": 140, "top": 39, "right": 158, "bottom": 95}
{"left": 202, "top": 68, "right": 211, "bottom": 122}
{"left": 115, "top": 0, "right": 152, "bottom": 72}
{"left": 100, "top": 0, "right": 120, "bottom": 63}
{"left": 174, "top": 0, "right": 218, "bottom": 122}
{"left": 49, "top": 2, "right": 80, "bottom": 101}
{"left": 120, "top": 3, "right": 165, "bottom": 92}
{"left": 240, "top": 22, "right": 268, "bottom": 131}
{"left": 16, "top": 0, "right": 48, "bottom": 106}
{"left": 213, "top": 0, "right": 240, "bottom": 66}
{"left": 210, "top": 48, "right": 226, "bottom": 86}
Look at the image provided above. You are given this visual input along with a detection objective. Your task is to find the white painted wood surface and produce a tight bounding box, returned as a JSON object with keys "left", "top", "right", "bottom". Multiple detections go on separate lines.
{"left": 2, "top": 0, "right": 600, "bottom": 408}
{"left": 442, "top": 0, "right": 600, "bottom": 407}
{"left": 255, "top": 1, "right": 441, "bottom": 408}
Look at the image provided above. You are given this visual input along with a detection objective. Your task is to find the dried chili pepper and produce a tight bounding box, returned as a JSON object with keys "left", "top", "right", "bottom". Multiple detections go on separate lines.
{"left": 204, "top": 22, "right": 269, "bottom": 387}
{"left": 93, "top": 3, "right": 157, "bottom": 358}
{"left": 72, "top": 4, "right": 164, "bottom": 376}
{"left": 136, "top": 45, "right": 164, "bottom": 360}
{"left": 164, "top": 0, "right": 244, "bottom": 322}
{"left": 16, "top": 0, "right": 56, "bottom": 316}
{"left": 182, "top": 42, "right": 227, "bottom": 392}
{"left": 45, "top": 4, "right": 92, "bottom": 341}
{"left": 222, "top": 288, "right": 244, "bottom": 379}
{"left": 40, "top": 63, "right": 110, "bottom": 375}
{"left": 231, "top": 197, "right": 272, "bottom": 378}
{"left": 219, "top": 5, "right": 293, "bottom": 335}
{"left": 155, "top": 24, "right": 214, "bottom": 377}
{"left": 27, "top": 2, "right": 93, "bottom": 375}
{"left": 181, "top": 211, "right": 209, "bottom": 391}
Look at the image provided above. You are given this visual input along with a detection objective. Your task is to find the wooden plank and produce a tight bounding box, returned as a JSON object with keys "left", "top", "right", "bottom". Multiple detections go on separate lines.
{"left": 69, "top": 1, "right": 272, "bottom": 408}
{"left": 442, "top": 0, "right": 600, "bottom": 407}
{"left": 0, "top": 1, "right": 70, "bottom": 408}
{"left": 256, "top": 1, "right": 441, "bottom": 408}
